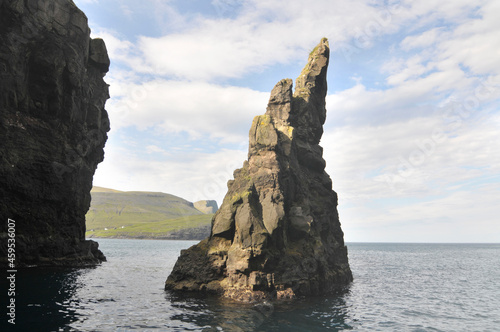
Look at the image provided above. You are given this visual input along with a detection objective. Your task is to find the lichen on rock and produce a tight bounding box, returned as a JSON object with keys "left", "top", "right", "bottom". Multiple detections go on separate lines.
{"left": 165, "top": 38, "right": 352, "bottom": 301}
{"left": 0, "top": 0, "right": 109, "bottom": 267}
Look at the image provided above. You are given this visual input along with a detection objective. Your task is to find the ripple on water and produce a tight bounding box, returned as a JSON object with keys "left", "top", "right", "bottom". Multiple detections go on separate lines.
{"left": 2, "top": 241, "right": 499, "bottom": 331}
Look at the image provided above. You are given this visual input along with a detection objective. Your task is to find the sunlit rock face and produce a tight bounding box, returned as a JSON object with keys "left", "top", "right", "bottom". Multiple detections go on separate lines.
{"left": 0, "top": 0, "right": 109, "bottom": 266}
{"left": 165, "top": 38, "right": 352, "bottom": 301}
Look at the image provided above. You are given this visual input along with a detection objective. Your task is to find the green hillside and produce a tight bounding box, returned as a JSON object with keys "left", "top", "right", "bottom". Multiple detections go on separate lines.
{"left": 85, "top": 187, "right": 214, "bottom": 240}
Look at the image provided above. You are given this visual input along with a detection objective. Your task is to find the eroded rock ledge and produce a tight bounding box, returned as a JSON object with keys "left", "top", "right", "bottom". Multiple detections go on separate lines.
{"left": 165, "top": 38, "right": 352, "bottom": 301}
{"left": 0, "top": 0, "right": 109, "bottom": 266}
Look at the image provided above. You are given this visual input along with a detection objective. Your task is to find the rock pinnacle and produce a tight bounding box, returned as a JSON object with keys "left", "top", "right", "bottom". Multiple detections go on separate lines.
{"left": 165, "top": 38, "right": 352, "bottom": 301}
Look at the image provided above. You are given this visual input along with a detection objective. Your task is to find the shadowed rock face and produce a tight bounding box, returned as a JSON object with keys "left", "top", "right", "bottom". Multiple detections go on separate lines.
{"left": 165, "top": 38, "right": 352, "bottom": 301}
{"left": 0, "top": 0, "right": 109, "bottom": 266}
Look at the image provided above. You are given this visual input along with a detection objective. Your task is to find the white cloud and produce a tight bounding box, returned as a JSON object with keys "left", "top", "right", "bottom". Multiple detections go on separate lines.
{"left": 340, "top": 185, "right": 500, "bottom": 243}
{"left": 439, "top": 5, "right": 500, "bottom": 76}
{"left": 150, "top": 0, "right": 189, "bottom": 33}
{"left": 88, "top": 0, "right": 499, "bottom": 83}
{"left": 94, "top": 144, "right": 247, "bottom": 205}
{"left": 401, "top": 27, "right": 445, "bottom": 51}
{"left": 327, "top": 0, "right": 500, "bottom": 128}
{"left": 85, "top": 0, "right": 500, "bottom": 242}
{"left": 106, "top": 79, "right": 269, "bottom": 143}
{"left": 325, "top": 81, "right": 440, "bottom": 126}
{"left": 120, "top": 4, "right": 134, "bottom": 18}
{"left": 385, "top": 0, "right": 500, "bottom": 91}
{"left": 95, "top": 0, "right": 414, "bottom": 81}
{"left": 384, "top": 54, "right": 434, "bottom": 86}
{"left": 145, "top": 145, "right": 168, "bottom": 155}
{"left": 322, "top": 110, "right": 500, "bottom": 242}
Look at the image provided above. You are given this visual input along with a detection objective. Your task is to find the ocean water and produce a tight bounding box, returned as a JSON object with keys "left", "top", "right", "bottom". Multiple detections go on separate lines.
{"left": 2, "top": 240, "right": 499, "bottom": 331}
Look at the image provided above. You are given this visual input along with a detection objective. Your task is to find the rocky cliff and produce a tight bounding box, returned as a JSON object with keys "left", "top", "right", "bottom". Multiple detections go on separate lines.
{"left": 165, "top": 38, "right": 352, "bottom": 301}
{"left": 0, "top": 0, "right": 109, "bottom": 266}
{"left": 194, "top": 200, "right": 219, "bottom": 214}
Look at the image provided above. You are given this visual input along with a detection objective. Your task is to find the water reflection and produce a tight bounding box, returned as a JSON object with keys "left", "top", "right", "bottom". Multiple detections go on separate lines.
{"left": 1, "top": 267, "right": 89, "bottom": 332}
{"left": 3, "top": 241, "right": 497, "bottom": 330}
{"left": 258, "top": 287, "right": 354, "bottom": 331}
{"left": 166, "top": 286, "right": 354, "bottom": 332}
{"left": 1, "top": 239, "right": 356, "bottom": 331}
{"left": 166, "top": 291, "right": 276, "bottom": 331}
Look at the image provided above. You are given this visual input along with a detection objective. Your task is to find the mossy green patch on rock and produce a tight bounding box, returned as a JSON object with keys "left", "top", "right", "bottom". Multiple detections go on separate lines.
{"left": 250, "top": 114, "right": 279, "bottom": 150}
{"left": 230, "top": 190, "right": 252, "bottom": 205}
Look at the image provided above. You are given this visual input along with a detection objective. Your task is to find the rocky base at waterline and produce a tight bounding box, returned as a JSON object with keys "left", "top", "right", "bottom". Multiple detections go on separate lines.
{"left": 0, "top": 0, "right": 109, "bottom": 267}
{"left": 165, "top": 38, "right": 352, "bottom": 301}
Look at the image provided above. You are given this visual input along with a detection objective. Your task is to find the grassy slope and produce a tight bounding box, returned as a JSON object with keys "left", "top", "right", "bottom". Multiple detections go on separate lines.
{"left": 86, "top": 187, "right": 213, "bottom": 239}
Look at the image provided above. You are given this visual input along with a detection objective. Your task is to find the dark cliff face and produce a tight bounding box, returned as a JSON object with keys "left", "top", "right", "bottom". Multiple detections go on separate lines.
{"left": 0, "top": 0, "right": 109, "bottom": 266}
{"left": 165, "top": 38, "right": 353, "bottom": 301}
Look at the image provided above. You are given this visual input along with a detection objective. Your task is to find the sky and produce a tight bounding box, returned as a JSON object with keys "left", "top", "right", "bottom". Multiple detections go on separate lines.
{"left": 73, "top": 0, "right": 500, "bottom": 243}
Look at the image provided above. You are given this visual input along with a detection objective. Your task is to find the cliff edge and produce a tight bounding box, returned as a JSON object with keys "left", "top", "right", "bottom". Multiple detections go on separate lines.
{"left": 165, "top": 38, "right": 352, "bottom": 301}
{"left": 194, "top": 200, "right": 219, "bottom": 214}
{"left": 0, "top": 0, "right": 109, "bottom": 266}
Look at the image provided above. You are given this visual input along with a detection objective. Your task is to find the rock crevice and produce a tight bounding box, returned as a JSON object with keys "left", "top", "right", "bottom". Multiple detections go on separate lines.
{"left": 0, "top": 0, "right": 109, "bottom": 266}
{"left": 165, "top": 38, "right": 352, "bottom": 301}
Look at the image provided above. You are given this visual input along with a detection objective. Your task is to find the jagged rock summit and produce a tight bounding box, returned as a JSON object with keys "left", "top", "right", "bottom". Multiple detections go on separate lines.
{"left": 165, "top": 38, "right": 352, "bottom": 301}
{"left": 0, "top": 0, "right": 109, "bottom": 266}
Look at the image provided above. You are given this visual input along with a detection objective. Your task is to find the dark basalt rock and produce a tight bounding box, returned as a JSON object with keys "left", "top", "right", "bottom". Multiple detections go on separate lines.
{"left": 0, "top": 0, "right": 109, "bottom": 267}
{"left": 165, "top": 38, "right": 352, "bottom": 301}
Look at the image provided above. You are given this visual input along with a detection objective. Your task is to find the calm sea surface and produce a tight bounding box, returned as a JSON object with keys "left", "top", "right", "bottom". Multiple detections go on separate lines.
{"left": 2, "top": 240, "right": 499, "bottom": 331}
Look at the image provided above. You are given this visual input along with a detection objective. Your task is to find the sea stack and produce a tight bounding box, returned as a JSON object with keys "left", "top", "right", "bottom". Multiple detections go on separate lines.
{"left": 165, "top": 38, "right": 352, "bottom": 301}
{"left": 0, "top": 0, "right": 109, "bottom": 266}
